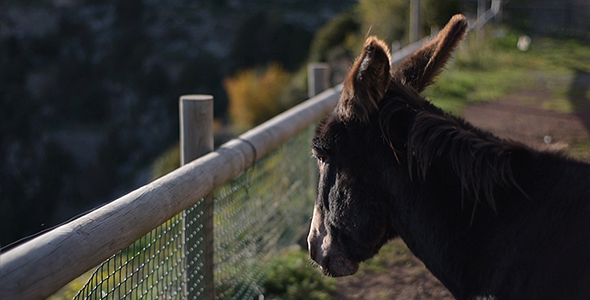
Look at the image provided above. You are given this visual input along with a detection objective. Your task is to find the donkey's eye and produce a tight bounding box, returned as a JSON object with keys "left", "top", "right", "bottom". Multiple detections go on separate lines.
{"left": 312, "top": 149, "right": 329, "bottom": 163}
{"left": 315, "top": 153, "right": 327, "bottom": 163}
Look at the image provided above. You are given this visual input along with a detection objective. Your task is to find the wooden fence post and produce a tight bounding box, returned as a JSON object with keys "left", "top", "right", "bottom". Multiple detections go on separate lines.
{"left": 180, "top": 95, "right": 214, "bottom": 300}
{"left": 308, "top": 63, "right": 331, "bottom": 98}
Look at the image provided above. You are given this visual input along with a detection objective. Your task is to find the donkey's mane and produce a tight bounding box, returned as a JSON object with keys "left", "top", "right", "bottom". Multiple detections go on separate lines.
{"left": 380, "top": 79, "right": 524, "bottom": 211}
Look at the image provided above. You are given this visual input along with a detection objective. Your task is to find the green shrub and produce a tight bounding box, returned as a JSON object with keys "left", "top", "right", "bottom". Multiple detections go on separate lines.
{"left": 308, "top": 11, "right": 360, "bottom": 62}
{"left": 263, "top": 249, "right": 336, "bottom": 300}
{"left": 422, "top": 0, "right": 462, "bottom": 29}
{"left": 357, "top": 0, "right": 408, "bottom": 43}
{"left": 151, "top": 143, "right": 180, "bottom": 180}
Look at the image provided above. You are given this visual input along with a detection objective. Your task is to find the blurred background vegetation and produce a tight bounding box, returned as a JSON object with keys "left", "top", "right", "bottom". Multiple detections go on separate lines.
{"left": 1, "top": 0, "right": 589, "bottom": 263}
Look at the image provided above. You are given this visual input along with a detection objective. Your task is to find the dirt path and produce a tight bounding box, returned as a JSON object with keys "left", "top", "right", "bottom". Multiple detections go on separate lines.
{"left": 464, "top": 88, "right": 590, "bottom": 154}
{"left": 335, "top": 87, "right": 590, "bottom": 300}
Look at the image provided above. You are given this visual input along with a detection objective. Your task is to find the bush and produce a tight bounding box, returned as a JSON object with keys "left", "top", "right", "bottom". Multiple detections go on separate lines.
{"left": 423, "top": 0, "right": 462, "bottom": 30}
{"left": 151, "top": 143, "right": 180, "bottom": 180}
{"left": 263, "top": 249, "right": 336, "bottom": 300}
{"left": 357, "top": 0, "right": 408, "bottom": 43}
{"left": 308, "top": 11, "right": 360, "bottom": 62}
{"left": 224, "top": 63, "right": 290, "bottom": 131}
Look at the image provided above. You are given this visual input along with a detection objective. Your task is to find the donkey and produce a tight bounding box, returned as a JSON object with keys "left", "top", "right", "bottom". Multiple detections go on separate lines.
{"left": 307, "top": 14, "right": 590, "bottom": 300}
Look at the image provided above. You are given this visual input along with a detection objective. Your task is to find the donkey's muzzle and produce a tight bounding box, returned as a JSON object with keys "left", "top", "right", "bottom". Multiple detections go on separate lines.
{"left": 308, "top": 229, "right": 359, "bottom": 277}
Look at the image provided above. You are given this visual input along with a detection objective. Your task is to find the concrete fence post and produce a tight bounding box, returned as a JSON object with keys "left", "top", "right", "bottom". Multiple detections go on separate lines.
{"left": 180, "top": 95, "right": 214, "bottom": 300}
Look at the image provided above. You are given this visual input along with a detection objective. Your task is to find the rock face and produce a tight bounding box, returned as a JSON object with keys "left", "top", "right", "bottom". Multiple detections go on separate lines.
{"left": 0, "top": 0, "right": 355, "bottom": 246}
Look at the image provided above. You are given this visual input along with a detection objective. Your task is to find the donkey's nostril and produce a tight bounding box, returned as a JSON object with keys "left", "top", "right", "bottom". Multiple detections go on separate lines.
{"left": 308, "top": 243, "right": 317, "bottom": 261}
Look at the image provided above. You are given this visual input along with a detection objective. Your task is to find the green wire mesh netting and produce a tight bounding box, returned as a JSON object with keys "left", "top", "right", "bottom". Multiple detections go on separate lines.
{"left": 73, "top": 125, "right": 317, "bottom": 300}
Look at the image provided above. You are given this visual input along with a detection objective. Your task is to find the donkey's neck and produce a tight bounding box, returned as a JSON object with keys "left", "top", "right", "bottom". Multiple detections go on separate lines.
{"left": 381, "top": 108, "right": 529, "bottom": 299}
{"left": 389, "top": 175, "right": 504, "bottom": 299}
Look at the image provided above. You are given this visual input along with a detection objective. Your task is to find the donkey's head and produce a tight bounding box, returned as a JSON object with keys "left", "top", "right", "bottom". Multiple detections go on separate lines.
{"left": 308, "top": 15, "right": 468, "bottom": 277}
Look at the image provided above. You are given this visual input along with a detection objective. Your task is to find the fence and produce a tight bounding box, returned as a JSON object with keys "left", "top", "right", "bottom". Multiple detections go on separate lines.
{"left": 0, "top": 3, "right": 502, "bottom": 299}
{"left": 72, "top": 118, "right": 319, "bottom": 300}
{"left": 0, "top": 69, "right": 339, "bottom": 300}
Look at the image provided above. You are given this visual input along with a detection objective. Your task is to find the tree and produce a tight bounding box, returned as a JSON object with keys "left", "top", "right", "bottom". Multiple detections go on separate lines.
{"left": 357, "top": 0, "right": 409, "bottom": 43}
{"left": 423, "top": 0, "right": 462, "bottom": 29}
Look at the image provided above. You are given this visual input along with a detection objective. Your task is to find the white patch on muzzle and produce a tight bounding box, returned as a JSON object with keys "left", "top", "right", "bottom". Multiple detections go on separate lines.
{"left": 307, "top": 206, "right": 360, "bottom": 277}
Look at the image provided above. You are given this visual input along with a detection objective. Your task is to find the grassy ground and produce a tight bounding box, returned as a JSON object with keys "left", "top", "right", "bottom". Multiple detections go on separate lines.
{"left": 425, "top": 28, "right": 590, "bottom": 115}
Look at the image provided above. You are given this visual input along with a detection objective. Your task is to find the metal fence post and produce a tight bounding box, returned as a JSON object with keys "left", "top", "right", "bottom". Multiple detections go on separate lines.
{"left": 307, "top": 63, "right": 331, "bottom": 98}
{"left": 180, "top": 95, "right": 214, "bottom": 300}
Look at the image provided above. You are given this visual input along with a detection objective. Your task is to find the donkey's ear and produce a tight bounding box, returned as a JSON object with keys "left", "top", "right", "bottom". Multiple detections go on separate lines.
{"left": 337, "top": 37, "right": 391, "bottom": 123}
{"left": 393, "top": 14, "right": 468, "bottom": 92}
